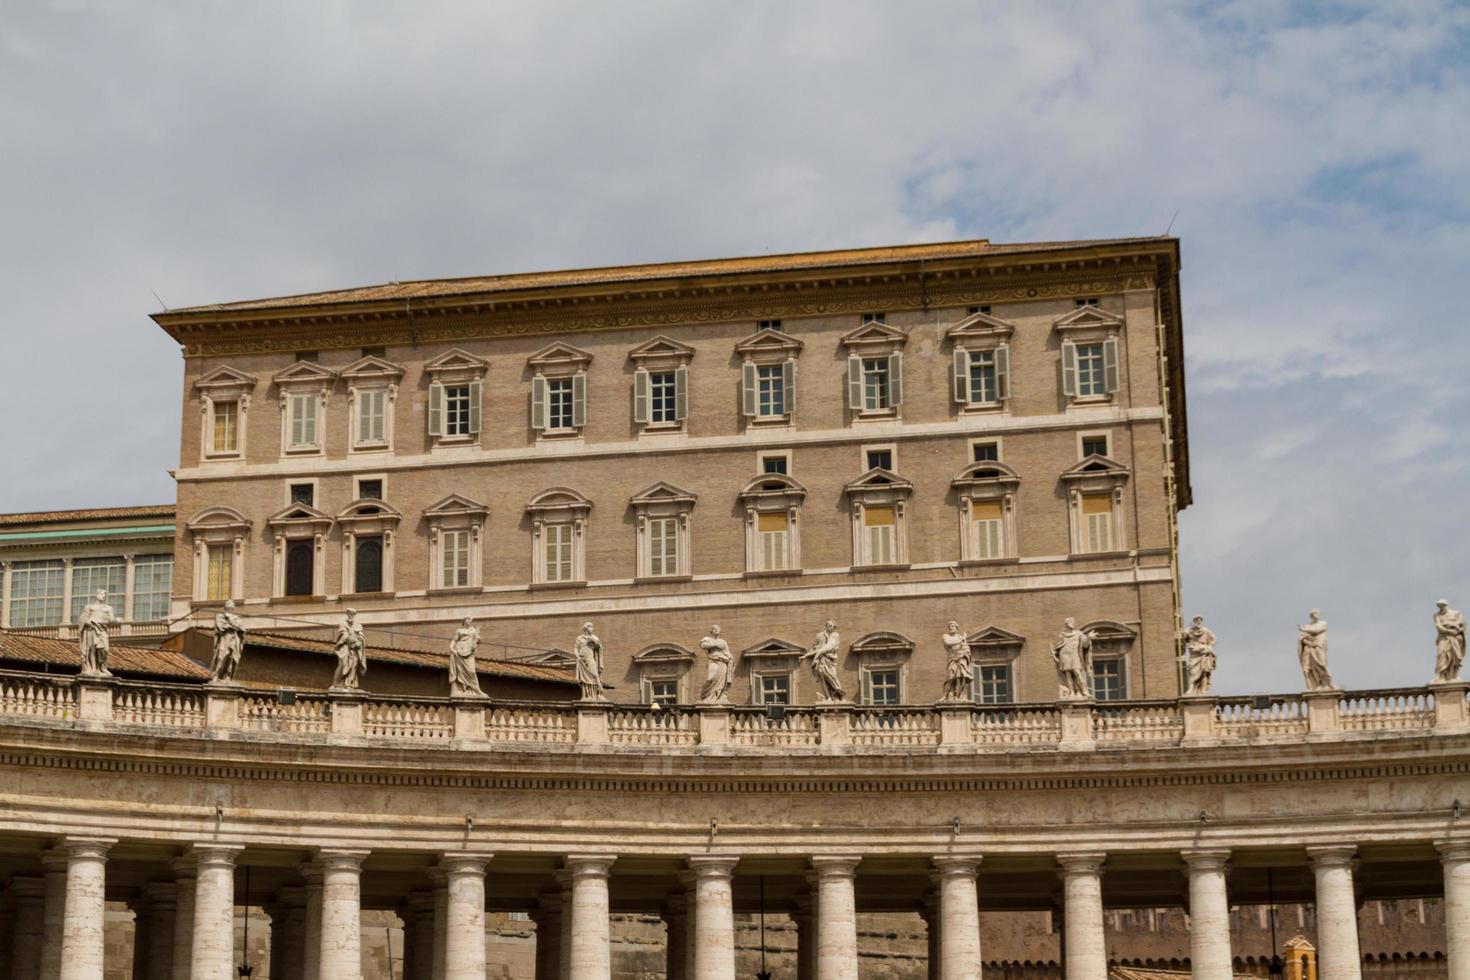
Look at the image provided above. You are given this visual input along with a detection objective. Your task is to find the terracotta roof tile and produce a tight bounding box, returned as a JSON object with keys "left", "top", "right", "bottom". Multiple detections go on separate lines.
{"left": 232, "top": 630, "right": 578, "bottom": 686}
{"left": 0, "top": 631, "right": 208, "bottom": 680}
{"left": 0, "top": 505, "right": 176, "bottom": 528}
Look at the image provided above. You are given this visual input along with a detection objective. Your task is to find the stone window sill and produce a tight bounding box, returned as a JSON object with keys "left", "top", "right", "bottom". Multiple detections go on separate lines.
{"left": 958, "top": 557, "right": 1021, "bottom": 568}
{"left": 530, "top": 580, "right": 587, "bottom": 591}
{"left": 272, "top": 594, "right": 328, "bottom": 605}
{"left": 340, "top": 591, "right": 393, "bottom": 602}
{"left": 959, "top": 402, "right": 1007, "bottom": 415}
{"left": 743, "top": 568, "right": 803, "bottom": 580}
{"left": 850, "top": 562, "right": 912, "bottom": 573}
{"left": 427, "top": 586, "right": 483, "bottom": 597}
{"left": 634, "top": 574, "right": 693, "bottom": 585}
{"left": 1068, "top": 550, "right": 1131, "bottom": 561}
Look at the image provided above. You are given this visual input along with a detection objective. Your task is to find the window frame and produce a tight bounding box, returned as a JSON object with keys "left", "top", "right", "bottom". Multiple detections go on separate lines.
{"left": 266, "top": 503, "right": 332, "bottom": 599}
{"left": 967, "top": 626, "right": 1025, "bottom": 705}
{"left": 631, "top": 482, "right": 696, "bottom": 581}
{"left": 185, "top": 507, "right": 251, "bottom": 603}
{"left": 757, "top": 450, "right": 792, "bottom": 476}
{"left": 6, "top": 559, "right": 66, "bottom": 628}
{"left": 952, "top": 461, "right": 1021, "bottom": 563}
{"left": 528, "top": 342, "right": 593, "bottom": 439}
{"left": 629, "top": 335, "right": 695, "bottom": 434}
{"left": 735, "top": 328, "right": 803, "bottom": 427}
{"left": 527, "top": 488, "right": 592, "bottom": 586}
{"left": 1054, "top": 305, "right": 1125, "bottom": 405}
{"left": 129, "top": 554, "right": 173, "bottom": 623}
{"left": 738, "top": 474, "right": 806, "bottom": 575}
{"left": 195, "top": 366, "right": 256, "bottom": 462}
{"left": 424, "top": 494, "right": 488, "bottom": 592}
{"left": 272, "top": 360, "right": 336, "bottom": 458}
{"left": 341, "top": 355, "right": 405, "bottom": 454}
{"left": 1061, "top": 455, "right": 1131, "bottom": 556}
{"left": 844, "top": 470, "right": 913, "bottom": 568}
{"left": 336, "top": 498, "right": 401, "bottom": 596}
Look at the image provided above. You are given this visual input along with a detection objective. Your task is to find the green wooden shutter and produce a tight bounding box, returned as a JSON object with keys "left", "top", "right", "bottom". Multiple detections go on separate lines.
{"left": 633, "top": 369, "right": 649, "bottom": 425}
{"left": 467, "top": 380, "right": 482, "bottom": 434}
{"left": 428, "top": 383, "right": 444, "bottom": 437}
{"left": 953, "top": 348, "right": 969, "bottom": 403}
{"left": 847, "top": 355, "right": 864, "bottom": 410}
{"left": 674, "top": 365, "right": 689, "bottom": 421}
{"left": 1103, "top": 338, "right": 1120, "bottom": 393}
{"left": 572, "top": 373, "right": 587, "bottom": 428}
{"left": 888, "top": 351, "right": 903, "bottom": 407}
{"left": 530, "top": 376, "right": 546, "bottom": 430}
{"left": 741, "top": 362, "right": 757, "bottom": 416}
{"left": 1061, "top": 342, "right": 1078, "bottom": 397}
{"left": 995, "top": 346, "right": 1010, "bottom": 400}
{"left": 781, "top": 359, "right": 795, "bottom": 414}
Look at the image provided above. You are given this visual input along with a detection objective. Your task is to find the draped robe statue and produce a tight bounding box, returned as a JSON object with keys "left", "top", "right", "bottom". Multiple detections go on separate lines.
{"left": 78, "top": 590, "right": 114, "bottom": 677}
{"left": 1179, "top": 616, "right": 1217, "bottom": 695}
{"left": 1298, "top": 609, "right": 1333, "bottom": 690}
{"left": 1435, "top": 600, "right": 1467, "bottom": 683}
{"left": 210, "top": 600, "right": 246, "bottom": 683}
{"left": 574, "top": 622, "right": 605, "bottom": 701}
{"left": 331, "top": 609, "right": 368, "bottom": 690}
{"left": 699, "top": 625, "right": 733, "bottom": 703}
{"left": 449, "top": 617, "right": 485, "bottom": 697}
{"left": 941, "top": 622, "right": 973, "bottom": 702}
{"left": 801, "top": 621, "right": 845, "bottom": 702}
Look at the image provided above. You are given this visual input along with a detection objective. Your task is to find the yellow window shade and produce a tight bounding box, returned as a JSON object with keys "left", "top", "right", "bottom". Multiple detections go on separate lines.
{"left": 757, "top": 511, "right": 788, "bottom": 533}
{"left": 970, "top": 499, "right": 1002, "bottom": 520}
{"left": 863, "top": 506, "right": 895, "bottom": 527}
{"left": 1081, "top": 493, "right": 1113, "bottom": 515}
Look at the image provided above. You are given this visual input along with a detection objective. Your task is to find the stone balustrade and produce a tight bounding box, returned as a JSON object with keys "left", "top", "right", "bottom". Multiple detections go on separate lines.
{"left": 1, "top": 668, "right": 1463, "bottom": 752}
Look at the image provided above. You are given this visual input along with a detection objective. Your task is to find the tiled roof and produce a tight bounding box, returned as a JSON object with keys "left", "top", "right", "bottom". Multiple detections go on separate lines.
{"left": 0, "top": 505, "right": 176, "bottom": 528}
{"left": 0, "top": 631, "right": 209, "bottom": 681}
{"left": 227, "top": 630, "right": 579, "bottom": 686}
{"left": 159, "top": 237, "right": 1173, "bottom": 315}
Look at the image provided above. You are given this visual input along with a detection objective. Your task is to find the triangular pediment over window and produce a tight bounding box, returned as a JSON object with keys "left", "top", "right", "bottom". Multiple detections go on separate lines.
{"left": 944, "top": 310, "right": 1017, "bottom": 345}
{"left": 733, "top": 328, "right": 803, "bottom": 356}
{"left": 271, "top": 360, "right": 337, "bottom": 387}
{"left": 195, "top": 366, "right": 257, "bottom": 392}
{"left": 340, "top": 355, "right": 406, "bottom": 382}
{"left": 1053, "top": 305, "right": 1124, "bottom": 333}
{"left": 1060, "top": 454, "right": 1129, "bottom": 480}
{"left": 424, "top": 493, "right": 489, "bottom": 520}
{"left": 423, "top": 348, "right": 488, "bottom": 375}
{"left": 630, "top": 482, "right": 697, "bottom": 508}
{"left": 839, "top": 321, "right": 908, "bottom": 350}
{"left": 267, "top": 502, "right": 332, "bottom": 527}
{"left": 967, "top": 625, "right": 1025, "bottom": 648}
{"left": 627, "top": 335, "right": 696, "bottom": 363}
{"left": 527, "top": 647, "right": 575, "bottom": 666}
{"left": 527, "top": 341, "right": 593, "bottom": 370}
{"left": 843, "top": 467, "right": 914, "bottom": 496}
{"left": 741, "top": 637, "right": 804, "bottom": 659}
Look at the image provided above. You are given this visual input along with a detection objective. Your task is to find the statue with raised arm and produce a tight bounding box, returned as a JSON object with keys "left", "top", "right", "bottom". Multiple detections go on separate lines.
{"left": 1051, "top": 617, "right": 1092, "bottom": 700}
{"left": 1178, "top": 615, "right": 1217, "bottom": 695}
{"left": 941, "top": 621, "right": 973, "bottom": 702}
{"left": 330, "top": 608, "right": 367, "bottom": 690}
{"left": 574, "top": 621, "right": 605, "bottom": 701}
{"left": 1435, "top": 600, "right": 1467, "bottom": 684}
{"left": 699, "top": 625, "right": 733, "bottom": 703}
{"left": 1297, "top": 609, "right": 1332, "bottom": 690}
{"left": 77, "top": 589, "right": 115, "bottom": 677}
{"left": 209, "top": 600, "right": 246, "bottom": 683}
{"left": 800, "top": 620, "right": 846, "bottom": 702}
{"left": 448, "top": 617, "right": 485, "bottom": 697}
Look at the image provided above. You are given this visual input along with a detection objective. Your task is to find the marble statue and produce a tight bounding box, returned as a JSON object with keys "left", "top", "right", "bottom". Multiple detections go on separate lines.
{"left": 1297, "top": 609, "right": 1333, "bottom": 690}
{"left": 1435, "top": 600, "right": 1467, "bottom": 683}
{"left": 1179, "top": 615, "right": 1217, "bottom": 695}
{"left": 448, "top": 617, "right": 485, "bottom": 697}
{"left": 574, "top": 622, "right": 605, "bottom": 701}
{"left": 330, "top": 609, "right": 368, "bottom": 691}
{"left": 800, "top": 620, "right": 846, "bottom": 702}
{"left": 1051, "top": 618, "right": 1093, "bottom": 700}
{"left": 941, "top": 622, "right": 973, "bottom": 701}
{"left": 209, "top": 600, "right": 246, "bottom": 683}
{"left": 77, "top": 589, "right": 114, "bottom": 677}
{"left": 699, "top": 625, "right": 733, "bottom": 703}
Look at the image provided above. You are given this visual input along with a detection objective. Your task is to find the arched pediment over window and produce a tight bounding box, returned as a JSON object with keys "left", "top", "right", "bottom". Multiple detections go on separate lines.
{"left": 336, "top": 499, "right": 403, "bottom": 523}
{"left": 737, "top": 473, "right": 807, "bottom": 502}
{"left": 185, "top": 506, "right": 251, "bottom": 535}
{"left": 951, "top": 461, "right": 1021, "bottom": 491}
{"left": 849, "top": 631, "right": 915, "bottom": 659}
{"left": 633, "top": 643, "right": 695, "bottom": 665}
{"left": 527, "top": 487, "right": 593, "bottom": 517}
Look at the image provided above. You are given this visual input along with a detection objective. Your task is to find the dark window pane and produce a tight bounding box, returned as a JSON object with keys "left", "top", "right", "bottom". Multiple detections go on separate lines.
{"left": 355, "top": 537, "right": 383, "bottom": 593}
{"left": 290, "top": 484, "right": 314, "bottom": 506}
{"left": 285, "top": 542, "right": 314, "bottom": 596}
{"left": 358, "top": 480, "right": 383, "bottom": 500}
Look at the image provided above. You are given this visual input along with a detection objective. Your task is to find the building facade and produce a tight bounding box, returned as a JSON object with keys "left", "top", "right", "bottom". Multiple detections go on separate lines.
{"left": 154, "top": 238, "right": 1190, "bottom": 706}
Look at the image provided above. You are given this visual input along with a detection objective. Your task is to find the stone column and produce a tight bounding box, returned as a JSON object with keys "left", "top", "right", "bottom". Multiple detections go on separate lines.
{"left": 139, "top": 882, "right": 178, "bottom": 980}
{"left": 565, "top": 855, "right": 616, "bottom": 979}
{"left": 680, "top": 871, "right": 697, "bottom": 980}
{"left": 301, "top": 863, "right": 324, "bottom": 980}
{"left": 429, "top": 866, "right": 448, "bottom": 980}
{"left": 130, "top": 896, "right": 152, "bottom": 980}
{"left": 793, "top": 892, "right": 815, "bottom": 980}
{"left": 810, "top": 856, "right": 860, "bottom": 980}
{"left": 663, "top": 893, "right": 688, "bottom": 980}
{"left": 57, "top": 836, "right": 115, "bottom": 980}
{"left": 557, "top": 872, "right": 574, "bottom": 980}
{"left": 1440, "top": 841, "right": 1470, "bottom": 980}
{"left": 317, "top": 850, "right": 368, "bottom": 980}
{"left": 191, "top": 844, "right": 242, "bottom": 980}
{"left": 689, "top": 856, "right": 738, "bottom": 980}
{"left": 1308, "top": 846, "right": 1363, "bottom": 980}
{"left": 1057, "top": 852, "right": 1107, "bottom": 980}
{"left": 935, "top": 857, "right": 982, "bottom": 980}
{"left": 1182, "top": 850, "right": 1233, "bottom": 980}
{"left": 171, "top": 860, "right": 197, "bottom": 980}
{"left": 919, "top": 893, "right": 939, "bottom": 980}
{"left": 442, "top": 853, "right": 492, "bottom": 980}
{"left": 40, "top": 851, "right": 66, "bottom": 980}
{"left": 8, "top": 876, "right": 44, "bottom": 980}
{"left": 269, "top": 886, "right": 307, "bottom": 980}
{"left": 404, "top": 891, "right": 435, "bottom": 980}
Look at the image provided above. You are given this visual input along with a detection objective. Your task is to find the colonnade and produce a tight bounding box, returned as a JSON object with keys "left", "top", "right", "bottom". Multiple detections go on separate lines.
{"left": 6, "top": 839, "right": 1470, "bottom": 979}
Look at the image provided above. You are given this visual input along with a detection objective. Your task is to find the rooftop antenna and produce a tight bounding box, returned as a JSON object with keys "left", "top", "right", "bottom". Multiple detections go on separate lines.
{"left": 150, "top": 288, "right": 169, "bottom": 311}
{"left": 1163, "top": 210, "right": 1179, "bottom": 237}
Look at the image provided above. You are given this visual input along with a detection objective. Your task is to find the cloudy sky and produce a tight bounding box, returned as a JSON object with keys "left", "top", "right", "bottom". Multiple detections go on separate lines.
{"left": 1, "top": 1, "right": 1465, "bottom": 692}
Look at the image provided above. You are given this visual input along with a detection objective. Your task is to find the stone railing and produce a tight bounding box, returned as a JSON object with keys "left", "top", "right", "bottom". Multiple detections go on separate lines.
{"left": 1, "top": 673, "right": 1465, "bottom": 753}
{"left": 1, "top": 620, "right": 171, "bottom": 640}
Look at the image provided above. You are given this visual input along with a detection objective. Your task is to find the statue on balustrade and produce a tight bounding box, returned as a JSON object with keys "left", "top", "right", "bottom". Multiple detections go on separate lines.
{"left": 1435, "top": 600, "right": 1467, "bottom": 683}
{"left": 699, "top": 625, "right": 733, "bottom": 703}
{"left": 330, "top": 608, "right": 367, "bottom": 691}
{"left": 1051, "top": 618, "right": 1093, "bottom": 700}
{"left": 448, "top": 617, "right": 485, "bottom": 698}
{"left": 1179, "top": 615, "right": 1217, "bottom": 695}
{"left": 941, "top": 622, "right": 973, "bottom": 701}
{"left": 574, "top": 622, "right": 606, "bottom": 701}
{"left": 1297, "top": 609, "right": 1333, "bottom": 690}
{"left": 209, "top": 600, "right": 246, "bottom": 683}
{"left": 77, "top": 589, "right": 114, "bottom": 677}
{"left": 800, "top": 620, "right": 846, "bottom": 702}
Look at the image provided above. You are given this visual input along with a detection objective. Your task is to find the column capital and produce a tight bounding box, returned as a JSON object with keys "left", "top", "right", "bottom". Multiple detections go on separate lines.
{"left": 438, "top": 851, "right": 494, "bottom": 875}
{"left": 1181, "top": 848, "right": 1231, "bottom": 871}
{"left": 663, "top": 891, "right": 687, "bottom": 917}
{"left": 142, "top": 880, "right": 178, "bottom": 909}
{"left": 314, "top": 847, "right": 370, "bottom": 871}
{"left": 1438, "top": 840, "right": 1470, "bottom": 862}
{"left": 1305, "top": 844, "right": 1357, "bottom": 868}
{"left": 273, "top": 884, "right": 306, "bottom": 908}
{"left": 59, "top": 835, "right": 116, "bottom": 860}
{"left": 932, "top": 855, "right": 983, "bottom": 877}
{"left": 810, "top": 854, "right": 862, "bottom": 878}
{"left": 6, "top": 874, "right": 44, "bottom": 899}
{"left": 188, "top": 843, "right": 244, "bottom": 869}
{"left": 298, "top": 860, "right": 324, "bottom": 884}
{"left": 687, "top": 854, "right": 740, "bottom": 878}
{"left": 1056, "top": 851, "right": 1107, "bottom": 876}
{"left": 564, "top": 853, "right": 617, "bottom": 878}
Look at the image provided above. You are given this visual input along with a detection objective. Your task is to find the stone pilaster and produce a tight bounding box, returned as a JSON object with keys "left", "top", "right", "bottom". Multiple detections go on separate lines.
{"left": 441, "top": 852, "right": 493, "bottom": 980}
{"left": 1307, "top": 845, "right": 1362, "bottom": 980}
{"left": 139, "top": 882, "right": 178, "bottom": 980}
{"left": 268, "top": 886, "right": 307, "bottom": 980}
{"left": 1438, "top": 841, "right": 1470, "bottom": 980}
{"left": 170, "top": 858, "right": 196, "bottom": 980}
{"left": 918, "top": 892, "right": 939, "bottom": 980}
{"left": 810, "top": 856, "right": 860, "bottom": 980}
{"left": 40, "top": 848, "right": 67, "bottom": 980}
{"left": 403, "top": 890, "right": 435, "bottom": 980}
{"left": 429, "top": 865, "right": 448, "bottom": 980}
{"left": 57, "top": 836, "right": 115, "bottom": 980}
{"left": 1057, "top": 852, "right": 1107, "bottom": 980}
{"left": 1182, "top": 849, "right": 1233, "bottom": 980}
{"left": 934, "top": 857, "right": 982, "bottom": 980}
{"left": 130, "top": 896, "right": 151, "bottom": 980}
{"left": 190, "top": 844, "right": 242, "bottom": 980}
{"left": 792, "top": 893, "right": 815, "bottom": 980}
{"left": 662, "top": 892, "right": 687, "bottom": 980}
{"left": 565, "top": 854, "right": 616, "bottom": 979}
{"left": 300, "top": 862, "right": 324, "bottom": 980}
{"left": 556, "top": 871, "right": 573, "bottom": 980}
{"left": 7, "top": 876, "right": 44, "bottom": 980}
{"left": 680, "top": 870, "right": 697, "bottom": 980}
{"left": 532, "top": 891, "right": 563, "bottom": 980}
{"left": 316, "top": 849, "right": 368, "bottom": 980}
{"left": 689, "top": 856, "right": 738, "bottom": 980}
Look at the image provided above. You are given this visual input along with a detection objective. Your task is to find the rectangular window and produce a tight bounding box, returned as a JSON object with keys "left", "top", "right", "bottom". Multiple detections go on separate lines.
{"left": 1093, "top": 658, "right": 1126, "bottom": 700}
{"left": 967, "top": 305, "right": 991, "bottom": 315}
{"left": 288, "top": 393, "right": 318, "bottom": 448}
{"left": 865, "top": 668, "right": 901, "bottom": 706}
{"left": 358, "top": 479, "right": 383, "bottom": 500}
{"left": 865, "top": 449, "right": 892, "bottom": 472}
{"left": 760, "top": 454, "right": 788, "bottom": 475}
{"left": 757, "top": 511, "right": 789, "bottom": 571}
{"left": 205, "top": 545, "right": 233, "bottom": 601}
{"left": 972, "top": 441, "right": 999, "bottom": 463}
{"left": 131, "top": 555, "right": 173, "bottom": 622}
{"left": 356, "top": 388, "right": 387, "bottom": 445}
{"left": 547, "top": 378, "right": 575, "bottom": 430}
{"left": 1075, "top": 343, "right": 1107, "bottom": 397}
{"left": 861, "top": 312, "right": 886, "bottom": 324}
{"left": 70, "top": 557, "right": 126, "bottom": 623}
{"left": 1082, "top": 493, "right": 1114, "bottom": 552}
{"left": 648, "top": 372, "right": 677, "bottom": 424}
{"left": 544, "top": 523, "right": 574, "bottom": 582}
{"left": 861, "top": 357, "right": 890, "bottom": 410}
{"left": 211, "top": 400, "right": 238, "bottom": 454}
{"left": 1075, "top": 297, "right": 1099, "bottom": 307}
{"left": 756, "top": 365, "right": 786, "bottom": 417}
{"left": 863, "top": 506, "right": 895, "bottom": 565}
{"left": 968, "top": 350, "right": 999, "bottom": 404}
{"left": 289, "top": 483, "right": 315, "bottom": 507}
{"left": 647, "top": 516, "right": 679, "bottom": 577}
{"left": 971, "top": 499, "right": 1004, "bottom": 559}
{"left": 444, "top": 384, "right": 472, "bottom": 436}
{"left": 361, "top": 346, "right": 386, "bottom": 359}
{"left": 441, "top": 529, "right": 471, "bottom": 588}
{"left": 296, "top": 351, "right": 319, "bottom": 362}
{"left": 758, "top": 319, "right": 782, "bottom": 332}
{"left": 1082, "top": 435, "right": 1109, "bottom": 458}
{"left": 973, "top": 663, "right": 1014, "bottom": 704}
{"left": 647, "top": 678, "right": 679, "bottom": 706}
{"left": 757, "top": 673, "right": 791, "bottom": 705}
{"left": 7, "top": 559, "right": 65, "bottom": 627}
